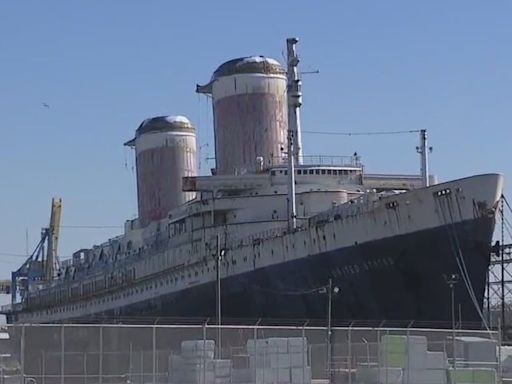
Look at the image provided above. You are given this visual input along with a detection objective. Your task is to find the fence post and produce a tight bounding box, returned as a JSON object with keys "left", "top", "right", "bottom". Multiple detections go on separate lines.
{"left": 129, "top": 342, "right": 133, "bottom": 384}
{"left": 99, "top": 326, "right": 103, "bottom": 384}
{"left": 152, "top": 326, "right": 156, "bottom": 384}
{"left": 498, "top": 321, "right": 503, "bottom": 383}
{"left": 41, "top": 350, "right": 45, "bottom": 384}
{"left": 203, "top": 323, "right": 207, "bottom": 384}
{"left": 348, "top": 325, "right": 352, "bottom": 384}
{"left": 20, "top": 325, "right": 25, "bottom": 384}
{"left": 140, "top": 349, "right": 144, "bottom": 384}
{"left": 61, "top": 325, "right": 65, "bottom": 384}
{"left": 83, "top": 352, "right": 87, "bottom": 384}
{"left": 302, "top": 325, "right": 306, "bottom": 384}
{"left": 253, "top": 321, "right": 258, "bottom": 383}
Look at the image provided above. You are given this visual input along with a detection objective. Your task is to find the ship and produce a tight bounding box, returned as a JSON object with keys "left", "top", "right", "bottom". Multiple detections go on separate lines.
{"left": 1, "top": 38, "right": 504, "bottom": 325}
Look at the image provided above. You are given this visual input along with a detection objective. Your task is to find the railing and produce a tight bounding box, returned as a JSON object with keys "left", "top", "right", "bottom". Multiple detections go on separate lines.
{"left": 270, "top": 155, "right": 362, "bottom": 168}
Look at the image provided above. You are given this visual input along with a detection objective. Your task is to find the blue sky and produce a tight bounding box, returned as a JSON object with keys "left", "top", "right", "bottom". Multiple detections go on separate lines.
{"left": 0, "top": 1, "right": 511, "bottom": 278}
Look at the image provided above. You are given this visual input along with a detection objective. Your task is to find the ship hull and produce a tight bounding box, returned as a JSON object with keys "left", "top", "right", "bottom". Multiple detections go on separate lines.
{"left": 104, "top": 216, "right": 493, "bottom": 325}
{"left": 6, "top": 174, "right": 502, "bottom": 325}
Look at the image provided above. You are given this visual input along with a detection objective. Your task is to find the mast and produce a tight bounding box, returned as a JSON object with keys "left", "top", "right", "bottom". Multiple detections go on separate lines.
{"left": 417, "top": 129, "right": 429, "bottom": 187}
{"left": 286, "top": 37, "right": 303, "bottom": 163}
{"left": 286, "top": 37, "right": 301, "bottom": 231}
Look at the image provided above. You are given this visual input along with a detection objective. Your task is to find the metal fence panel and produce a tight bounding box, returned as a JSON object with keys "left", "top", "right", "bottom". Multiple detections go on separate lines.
{"left": 0, "top": 324, "right": 501, "bottom": 384}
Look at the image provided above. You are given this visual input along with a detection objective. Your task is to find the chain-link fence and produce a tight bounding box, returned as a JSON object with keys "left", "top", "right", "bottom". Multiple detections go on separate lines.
{"left": 0, "top": 324, "right": 502, "bottom": 384}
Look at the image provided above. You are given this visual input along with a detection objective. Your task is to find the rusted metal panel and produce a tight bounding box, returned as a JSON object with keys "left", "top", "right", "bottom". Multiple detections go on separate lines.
{"left": 135, "top": 131, "right": 197, "bottom": 227}
{"left": 214, "top": 92, "right": 287, "bottom": 175}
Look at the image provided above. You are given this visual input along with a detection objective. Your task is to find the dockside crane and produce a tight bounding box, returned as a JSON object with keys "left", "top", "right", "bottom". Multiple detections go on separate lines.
{"left": 11, "top": 198, "right": 62, "bottom": 304}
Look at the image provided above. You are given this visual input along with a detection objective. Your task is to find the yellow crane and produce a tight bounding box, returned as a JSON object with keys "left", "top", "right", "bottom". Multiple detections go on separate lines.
{"left": 11, "top": 198, "right": 62, "bottom": 303}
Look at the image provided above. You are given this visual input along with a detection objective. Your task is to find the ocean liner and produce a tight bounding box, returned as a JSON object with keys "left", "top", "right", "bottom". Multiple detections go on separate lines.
{"left": 2, "top": 38, "right": 504, "bottom": 325}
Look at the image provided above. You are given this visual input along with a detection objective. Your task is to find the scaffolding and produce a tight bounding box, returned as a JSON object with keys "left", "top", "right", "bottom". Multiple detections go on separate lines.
{"left": 486, "top": 195, "right": 512, "bottom": 339}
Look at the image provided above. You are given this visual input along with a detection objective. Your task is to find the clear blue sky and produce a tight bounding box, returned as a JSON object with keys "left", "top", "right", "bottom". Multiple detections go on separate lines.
{"left": 1, "top": 1, "right": 511, "bottom": 278}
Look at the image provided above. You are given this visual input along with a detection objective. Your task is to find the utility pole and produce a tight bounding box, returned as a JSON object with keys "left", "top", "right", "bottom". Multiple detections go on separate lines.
{"left": 446, "top": 274, "right": 459, "bottom": 378}
{"left": 216, "top": 233, "right": 221, "bottom": 357}
{"left": 215, "top": 233, "right": 225, "bottom": 358}
{"left": 324, "top": 279, "right": 339, "bottom": 384}
{"left": 327, "top": 278, "right": 333, "bottom": 384}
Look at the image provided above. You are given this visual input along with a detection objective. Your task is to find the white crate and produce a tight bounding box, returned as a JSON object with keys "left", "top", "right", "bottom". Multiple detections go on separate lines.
{"left": 182, "top": 339, "right": 216, "bottom": 352}
{"left": 355, "top": 366, "right": 402, "bottom": 384}
{"left": 232, "top": 368, "right": 251, "bottom": 383}
{"left": 250, "top": 354, "right": 272, "bottom": 368}
{"left": 268, "top": 338, "right": 290, "bottom": 354}
{"left": 291, "top": 367, "right": 311, "bottom": 384}
{"left": 269, "top": 353, "right": 308, "bottom": 369}
{"left": 247, "top": 339, "right": 270, "bottom": 355}
{"left": 403, "top": 369, "right": 447, "bottom": 384}
{"left": 288, "top": 338, "right": 308, "bottom": 354}
{"left": 426, "top": 352, "right": 448, "bottom": 370}
{"left": 213, "top": 360, "right": 232, "bottom": 377}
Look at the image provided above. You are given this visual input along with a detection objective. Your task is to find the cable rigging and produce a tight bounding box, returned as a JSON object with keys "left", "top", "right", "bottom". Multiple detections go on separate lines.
{"left": 302, "top": 129, "right": 421, "bottom": 136}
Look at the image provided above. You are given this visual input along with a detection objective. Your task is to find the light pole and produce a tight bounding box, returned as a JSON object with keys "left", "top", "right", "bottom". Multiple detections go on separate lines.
{"left": 323, "top": 279, "right": 339, "bottom": 384}
{"left": 445, "top": 273, "right": 460, "bottom": 377}
{"left": 215, "top": 234, "right": 226, "bottom": 358}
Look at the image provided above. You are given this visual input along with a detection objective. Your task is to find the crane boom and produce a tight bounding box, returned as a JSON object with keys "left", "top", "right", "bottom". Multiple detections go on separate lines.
{"left": 46, "top": 197, "right": 62, "bottom": 280}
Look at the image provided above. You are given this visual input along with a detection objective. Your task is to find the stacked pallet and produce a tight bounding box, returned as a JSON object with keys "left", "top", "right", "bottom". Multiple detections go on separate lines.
{"left": 448, "top": 368, "right": 497, "bottom": 384}
{"left": 170, "top": 340, "right": 232, "bottom": 384}
{"left": 450, "top": 337, "right": 498, "bottom": 384}
{"left": 246, "top": 337, "right": 311, "bottom": 384}
{"left": 455, "top": 337, "right": 497, "bottom": 369}
{"left": 357, "top": 335, "right": 448, "bottom": 384}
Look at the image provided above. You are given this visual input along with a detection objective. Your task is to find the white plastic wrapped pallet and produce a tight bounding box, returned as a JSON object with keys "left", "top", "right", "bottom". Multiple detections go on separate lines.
{"left": 455, "top": 337, "right": 497, "bottom": 369}
{"left": 403, "top": 369, "right": 447, "bottom": 384}
{"left": 355, "top": 365, "right": 403, "bottom": 384}
{"left": 426, "top": 351, "right": 448, "bottom": 370}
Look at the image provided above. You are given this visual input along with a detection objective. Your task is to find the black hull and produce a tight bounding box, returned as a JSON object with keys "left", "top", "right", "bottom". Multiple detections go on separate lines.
{"left": 9, "top": 216, "right": 494, "bottom": 325}
{"left": 105, "top": 216, "right": 494, "bottom": 324}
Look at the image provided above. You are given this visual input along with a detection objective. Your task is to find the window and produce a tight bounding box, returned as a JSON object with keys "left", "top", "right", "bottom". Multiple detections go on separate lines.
{"left": 309, "top": 170, "right": 314, "bottom": 175}
{"left": 315, "top": 170, "right": 320, "bottom": 175}
{"left": 321, "top": 169, "right": 326, "bottom": 175}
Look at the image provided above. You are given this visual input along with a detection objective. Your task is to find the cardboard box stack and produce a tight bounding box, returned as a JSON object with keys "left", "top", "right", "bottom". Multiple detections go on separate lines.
{"left": 169, "top": 340, "right": 232, "bottom": 384}
{"left": 246, "top": 337, "right": 311, "bottom": 384}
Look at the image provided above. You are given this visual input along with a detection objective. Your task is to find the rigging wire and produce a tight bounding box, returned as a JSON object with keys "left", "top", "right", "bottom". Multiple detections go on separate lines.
{"left": 503, "top": 195, "right": 512, "bottom": 212}
{"left": 251, "top": 284, "right": 328, "bottom": 296}
{"left": 302, "top": 129, "right": 420, "bottom": 136}
{"left": 437, "top": 196, "right": 491, "bottom": 332}
{"left": 60, "top": 225, "right": 123, "bottom": 229}
{"left": 434, "top": 197, "right": 488, "bottom": 329}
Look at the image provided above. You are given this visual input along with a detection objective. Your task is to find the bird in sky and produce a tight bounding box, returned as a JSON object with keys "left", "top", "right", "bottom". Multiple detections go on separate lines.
{"left": 42, "top": 102, "right": 50, "bottom": 109}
